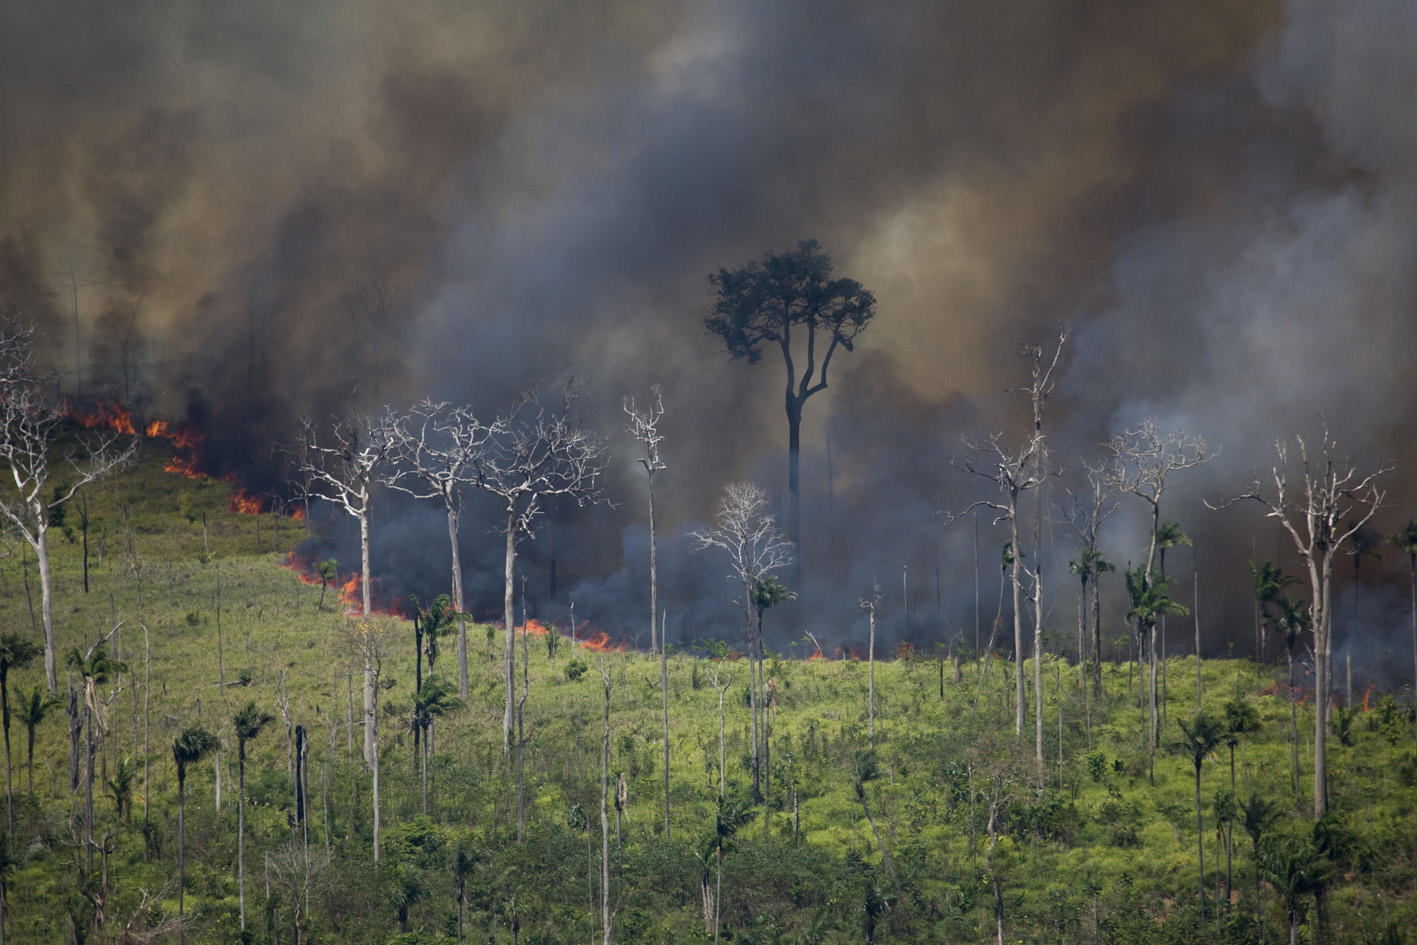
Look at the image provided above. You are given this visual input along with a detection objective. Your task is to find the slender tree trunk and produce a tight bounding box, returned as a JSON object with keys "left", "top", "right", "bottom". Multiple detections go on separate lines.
{"left": 867, "top": 605, "right": 876, "bottom": 748}
{"left": 239, "top": 748, "right": 247, "bottom": 931}
{"left": 37, "top": 527, "right": 56, "bottom": 691}
{"left": 717, "top": 682, "right": 727, "bottom": 798}
{"left": 448, "top": 504, "right": 469, "bottom": 699}
{"left": 1194, "top": 761, "right": 1205, "bottom": 914}
{"left": 178, "top": 772, "right": 187, "bottom": 945}
{"left": 786, "top": 398, "right": 802, "bottom": 583}
{"left": 601, "top": 668, "right": 612, "bottom": 945}
{"left": 1010, "top": 512, "right": 1025, "bottom": 735}
{"left": 360, "top": 517, "right": 376, "bottom": 769}
{"left": 857, "top": 786, "right": 902, "bottom": 895}
{"left": 1035, "top": 572, "right": 1045, "bottom": 766}
{"left": 661, "top": 610, "right": 670, "bottom": 840}
{"left": 1195, "top": 574, "right": 1202, "bottom": 711}
{"left": 1314, "top": 557, "right": 1333, "bottom": 818}
{"left": 503, "top": 515, "right": 516, "bottom": 751}
{"left": 143, "top": 625, "right": 150, "bottom": 853}
{"left": 1289, "top": 648, "right": 1300, "bottom": 801}
{"left": 372, "top": 732, "right": 381, "bottom": 862}
{"left": 647, "top": 470, "right": 658, "bottom": 656}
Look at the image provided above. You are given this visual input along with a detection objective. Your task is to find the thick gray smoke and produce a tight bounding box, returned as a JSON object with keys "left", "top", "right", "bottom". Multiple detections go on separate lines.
{"left": 4, "top": 1, "right": 1416, "bottom": 680}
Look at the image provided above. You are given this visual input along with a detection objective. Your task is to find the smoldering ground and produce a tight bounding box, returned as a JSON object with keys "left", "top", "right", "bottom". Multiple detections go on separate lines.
{"left": 5, "top": 1, "right": 1417, "bottom": 674}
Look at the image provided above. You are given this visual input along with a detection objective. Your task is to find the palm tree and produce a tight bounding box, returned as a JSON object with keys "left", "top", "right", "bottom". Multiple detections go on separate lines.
{"left": 104, "top": 753, "right": 137, "bottom": 821}
{"left": 449, "top": 842, "right": 479, "bottom": 943}
{"left": 1260, "top": 834, "right": 1332, "bottom": 945}
{"left": 411, "top": 675, "right": 461, "bottom": 814}
{"left": 14, "top": 684, "right": 60, "bottom": 795}
{"left": 1126, "top": 567, "right": 1189, "bottom": 781}
{"left": 232, "top": 700, "right": 275, "bottom": 932}
{"left": 0, "top": 633, "right": 39, "bottom": 837}
{"left": 1221, "top": 700, "right": 1261, "bottom": 899}
{"left": 173, "top": 725, "right": 219, "bottom": 945}
{"left": 1238, "top": 794, "right": 1282, "bottom": 931}
{"left": 711, "top": 796, "right": 756, "bottom": 945}
{"left": 315, "top": 558, "right": 337, "bottom": 611}
{"left": 1068, "top": 547, "right": 1114, "bottom": 694}
{"left": 65, "top": 642, "right": 127, "bottom": 853}
{"left": 1387, "top": 519, "right": 1417, "bottom": 748}
{"left": 1177, "top": 711, "right": 1225, "bottom": 914}
{"left": 1154, "top": 522, "right": 1191, "bottom": 722}
{"left": 1250, "top": 559, "right": 1299, "bottom": 675}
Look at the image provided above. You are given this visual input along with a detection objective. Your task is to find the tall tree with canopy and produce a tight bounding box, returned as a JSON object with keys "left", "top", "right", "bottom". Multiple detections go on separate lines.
{"left": 1209, "top": 425, "right": 1390, "bottom": 818}
{"left": 0, "top": 324, "right": 135, "bottom": 690}
{"left": 705, "top": 240, "right": 875, "bottom": 576}
{"left": 385, "top": 400, "right": 488, "bottom": 699}
{"left": 470, "top": 377, "right": 608, "bottom": 751}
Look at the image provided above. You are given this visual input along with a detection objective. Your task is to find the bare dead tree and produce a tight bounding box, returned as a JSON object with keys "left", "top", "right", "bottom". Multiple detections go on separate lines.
{"left": 625, "top": 386, "right": 671, "bottom": 838}
{"left": 0, "top": 324, "right": 135, "bottom": 689}
{"left": 690, "top": 482, "right": 794, "bottom": 798}
{"left": 1208, "top": 425, "right": 1389, "bottom": 818}
{"left": 471, "top": 377, "right": 609, "bottom": 751}
{"left": 1105, "top": 420, "right": 1212, "bottom": 759}
{"left": 295, "top": 411, "right": 392, "bottom": 768}
{"left": 955, "top": 433, "right": 1046, "bottom": 741}
{"left": 1013, "top": 332, "right": 1067, "bottom": 767}
{"left": 385, "top": 400, "right": 488, "bottom": 698}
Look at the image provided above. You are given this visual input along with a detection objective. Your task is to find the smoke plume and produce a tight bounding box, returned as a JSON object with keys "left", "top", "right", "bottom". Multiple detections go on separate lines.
{"left": 4, "top": 1, "right": 1417, "bottom": 678}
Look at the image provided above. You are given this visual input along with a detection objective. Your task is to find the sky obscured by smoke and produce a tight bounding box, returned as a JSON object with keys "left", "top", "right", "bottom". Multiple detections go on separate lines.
{"left": 4, "top": 1, "right": 1416, "bottom": 674}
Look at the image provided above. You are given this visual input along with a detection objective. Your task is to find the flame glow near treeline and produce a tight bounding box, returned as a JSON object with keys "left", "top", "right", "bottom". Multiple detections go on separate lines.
{"left": 5, "top": 1, "right": 1417, "bottom": 678}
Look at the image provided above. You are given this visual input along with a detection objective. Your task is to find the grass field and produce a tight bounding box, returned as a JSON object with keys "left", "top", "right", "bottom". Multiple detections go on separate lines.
{"left": 0, "top": 435, "right": 1414, "bottom": 944}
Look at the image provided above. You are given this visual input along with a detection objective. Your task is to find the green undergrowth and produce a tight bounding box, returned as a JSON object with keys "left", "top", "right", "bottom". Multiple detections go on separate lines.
{"left": 0, "top": 446, "right": 1413, "bottom": 944}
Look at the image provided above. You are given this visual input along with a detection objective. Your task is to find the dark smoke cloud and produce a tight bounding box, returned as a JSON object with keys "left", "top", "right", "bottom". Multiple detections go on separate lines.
{"left": 6, "top": 1, "right": 1417, "bottom": 672}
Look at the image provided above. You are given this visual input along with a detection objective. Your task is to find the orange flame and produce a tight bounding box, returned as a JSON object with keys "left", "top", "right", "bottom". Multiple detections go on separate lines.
{"left": 519, "top": 619, "right": 551, "bottom": 636}
{"left": 1361, "top": 684, "right": 1374, "bottom": 712}
{"left": 228, "top": 489, "right": 265, "bottom": 515}
{"left": 336, "top": 571, "right": 408, "bottom": 619}
{"left": 578, "top": 629, "right": 629, "bottom": 653}
{"left": 281, "top": 551, "right": 324, "bottom": 586}
{"left": 68, "top": 398, "right": 136, "bottom": 435}
{"left": 164, "top": 456, "right": 204, "bottom": 477}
